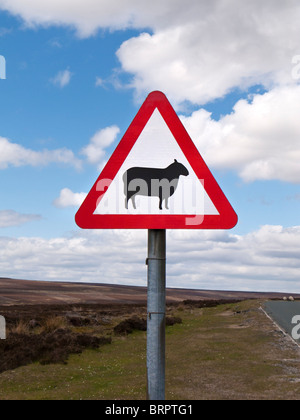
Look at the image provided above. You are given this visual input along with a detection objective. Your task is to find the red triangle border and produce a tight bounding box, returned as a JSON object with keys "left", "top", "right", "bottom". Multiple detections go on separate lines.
{"left": 75, "top": 91, "right": 238, "bottom": 230}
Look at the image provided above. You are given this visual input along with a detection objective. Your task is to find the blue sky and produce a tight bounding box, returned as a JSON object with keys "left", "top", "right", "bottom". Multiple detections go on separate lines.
{"left": 1, "top": 1, "right": 300, "bottom": 293}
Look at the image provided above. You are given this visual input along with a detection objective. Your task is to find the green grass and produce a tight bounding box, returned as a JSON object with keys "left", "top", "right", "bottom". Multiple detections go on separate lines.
{"left": 0, "top": 332, "right": 148, "bottom": 400}
{"left": 1, "top": 300, "right": 300, "bottom": 400}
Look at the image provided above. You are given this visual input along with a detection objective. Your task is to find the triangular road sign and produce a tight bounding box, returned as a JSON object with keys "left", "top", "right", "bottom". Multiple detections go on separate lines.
{"left": 75, "top": 91, "right": 238, "bottom": 230}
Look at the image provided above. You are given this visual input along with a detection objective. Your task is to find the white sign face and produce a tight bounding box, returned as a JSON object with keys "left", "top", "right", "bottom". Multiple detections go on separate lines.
{"left": 94, "top": 109, "right": 219, "bottom": 217}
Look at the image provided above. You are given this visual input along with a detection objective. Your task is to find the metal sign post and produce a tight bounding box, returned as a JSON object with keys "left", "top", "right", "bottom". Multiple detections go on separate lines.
{"left": 146, "top": 229, "right": 166, "bottom": 400}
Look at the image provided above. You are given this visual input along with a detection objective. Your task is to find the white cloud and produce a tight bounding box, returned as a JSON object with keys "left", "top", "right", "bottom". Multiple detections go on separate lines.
{"left": 0, "top": 0, "right": 185, "bottom": 36}
{"left": 95, "top": 77, "right": 106, "bottom": 88}
{"left": 51, "top": 69, "right": 73, "bottom": 88}
{"left": 180, "top": 85, "right": 300, "bottom": 183}
{"left": 53, "top": 188, "right": 87, "bottom": 208}
{"left": 81, "top": 126, "right": 120, "bottom": 168}
{"left": 116, "top": 1, "right": 300, "bottom": 105}
{"left": 1, "top": 1, "right": 300, "bottom": 104}
{"left": 1, "top": 225, "right": 300, "bottom": 293}
{"left": 0, "top": 210, "right": 42, "bottom": 228}
{"left": 0, "top": 136, "right": 82, "bottom": 170}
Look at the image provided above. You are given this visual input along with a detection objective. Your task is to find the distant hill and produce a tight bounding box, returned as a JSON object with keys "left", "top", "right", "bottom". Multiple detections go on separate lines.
{"left": 0, "top": 277, "right": 297, "bottom": 306}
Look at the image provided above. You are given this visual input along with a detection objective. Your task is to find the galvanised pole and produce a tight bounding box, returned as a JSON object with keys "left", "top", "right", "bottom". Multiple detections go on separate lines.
{"left": 146, "top": 229, "right": 166, "bottom": 400}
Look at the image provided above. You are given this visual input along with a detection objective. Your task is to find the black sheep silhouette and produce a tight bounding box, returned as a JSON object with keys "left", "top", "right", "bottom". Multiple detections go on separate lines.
{"left": 123, "top": 159, "right": 189, "bottom": 210}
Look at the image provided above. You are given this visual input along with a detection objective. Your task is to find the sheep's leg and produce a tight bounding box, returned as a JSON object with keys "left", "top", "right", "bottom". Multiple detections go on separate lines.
{"left": 127, "top": 190, "right": 137, "bottom": 210}
{"left": 131, "top": 195, "right": 137, "bottom": 210}
{"left": 165, "top": 197, "right": 169, "bottom": 210}
{"left": 159, "top": 187, "right": 163, "bottom": 210}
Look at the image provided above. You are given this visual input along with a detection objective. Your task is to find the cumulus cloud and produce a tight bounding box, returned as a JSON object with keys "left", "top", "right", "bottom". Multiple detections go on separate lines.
{"left": 0, "top": 0, "right": 190, "bottom": 36}
{"left": 0, "top": 230, "right": 147, "bottom": 284}
{"left": 53, "top": 188, "right": 87, "bottom": 208}
{"left": 51, "top": 69, "right": 73, "bottom": 88}
{"left": 180, "top": 85, "right": 300, "bottom": 183}
{"left": 117, "top": 1, "right": 300, "bottom": 105}
{"left": 0, "top": 226, "right": 300, "bottom": 293}
{"left": 0, "top": 136, "right": 82, "bottom": 170}
{"left": 81, "top": 126, "right": 120, "bottom": 169}
{"left": 1, "top": 1, "right": 300, "bottom": 104}
{"left": 0, "top": 210, "right": 42, "bottom": 228}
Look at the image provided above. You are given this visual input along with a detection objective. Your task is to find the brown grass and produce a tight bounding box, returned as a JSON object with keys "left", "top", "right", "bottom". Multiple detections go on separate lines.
{"left": 40, "top": 316, "right": 67, "bottom": 334}
{"left": 9, "top": 320, "right": 30, "bottom": 335}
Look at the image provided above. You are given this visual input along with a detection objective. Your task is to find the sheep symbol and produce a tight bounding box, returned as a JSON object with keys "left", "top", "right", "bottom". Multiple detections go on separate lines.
{"left": 123, "top": 159, "right": 189, "bottom": 210}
